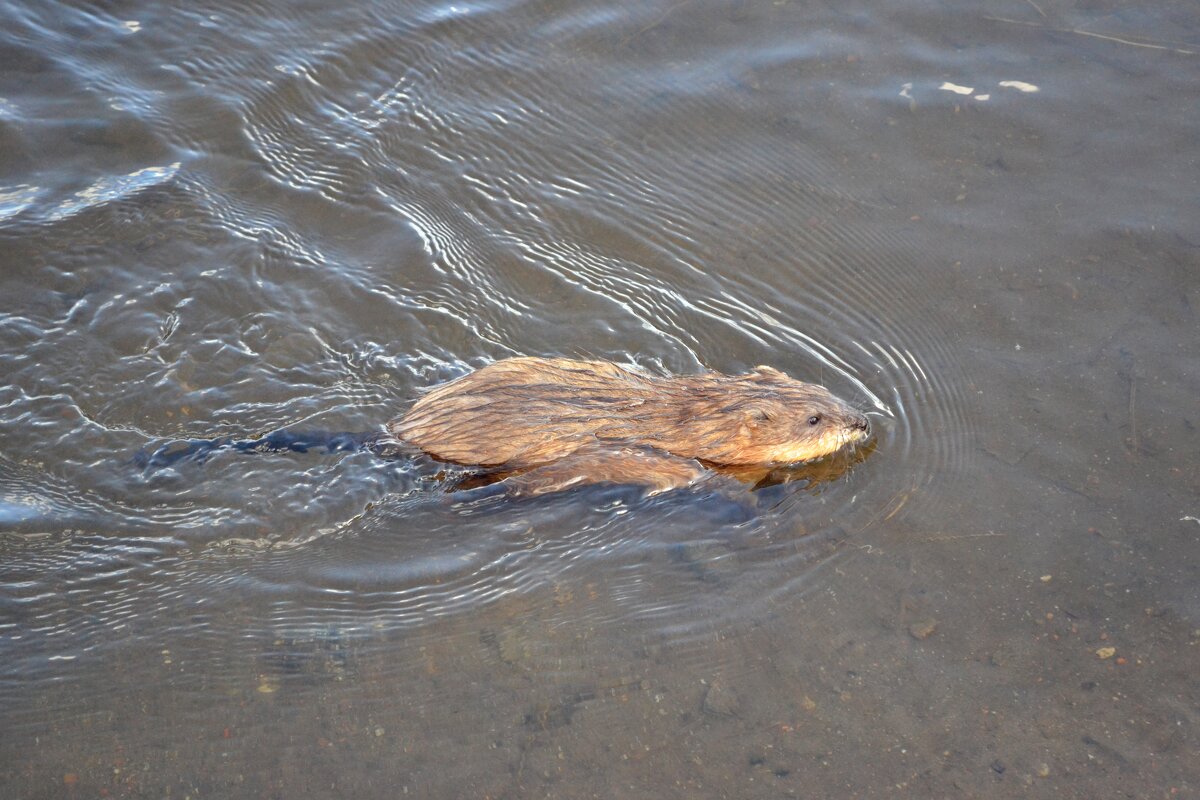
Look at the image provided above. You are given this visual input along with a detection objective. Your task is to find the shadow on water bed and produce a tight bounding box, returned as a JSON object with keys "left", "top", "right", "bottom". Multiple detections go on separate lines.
{"left": 0, "top": 0, "right": 1197, "bottom": 797}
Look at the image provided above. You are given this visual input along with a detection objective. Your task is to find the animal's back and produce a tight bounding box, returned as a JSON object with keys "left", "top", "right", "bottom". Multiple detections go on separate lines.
{"left": 388, "top": 357, "right": 659, "bottom": 467}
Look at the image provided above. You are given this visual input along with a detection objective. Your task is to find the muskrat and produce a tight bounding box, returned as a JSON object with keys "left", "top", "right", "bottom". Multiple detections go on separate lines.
{"left": 389, "top": 357, "right": 870, "bottom": 494}
{"left": 138, "top": 356, "right": 871, "bottom": 495}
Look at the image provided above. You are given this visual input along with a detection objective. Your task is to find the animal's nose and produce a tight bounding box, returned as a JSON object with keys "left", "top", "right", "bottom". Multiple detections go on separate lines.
{"left": 852, "top": 416, "right": 870, "bottom": 433}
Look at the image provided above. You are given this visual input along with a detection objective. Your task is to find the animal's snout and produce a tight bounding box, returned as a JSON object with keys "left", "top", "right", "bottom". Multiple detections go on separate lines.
{"left": 851, "top": 415, "right": 871, "bottom": 435}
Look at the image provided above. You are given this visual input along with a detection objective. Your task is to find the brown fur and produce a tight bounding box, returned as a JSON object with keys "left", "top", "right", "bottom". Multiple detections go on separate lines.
{"left": 389, "top": 357, "right": 870, "bottom": 493}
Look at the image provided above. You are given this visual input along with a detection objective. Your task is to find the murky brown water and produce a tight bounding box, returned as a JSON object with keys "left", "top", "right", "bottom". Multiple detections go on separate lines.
{"left": 1, "top": 0, "right": 1197, "bottom": 796}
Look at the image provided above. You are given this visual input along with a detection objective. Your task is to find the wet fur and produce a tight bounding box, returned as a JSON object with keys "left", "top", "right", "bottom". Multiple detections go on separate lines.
{"left": 389, "top": 357, "right": 869, "bottom": 493}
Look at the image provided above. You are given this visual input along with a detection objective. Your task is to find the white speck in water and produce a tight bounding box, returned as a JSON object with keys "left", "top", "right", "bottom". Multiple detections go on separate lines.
{"left": 121, "top": 20, "right": 141, "bottom": 33}
{"left": 432, "top": 5, "right": 468, "bottom": 18}
{"left": 899, "top": 82, "right": 913, "bottom": 99}
{"left": 974, "top": 94, "right": 990, "bottom": 101}
{"left": 939, "top": 82, "right": 974, "bottom": 95}
{"left": 999, "top": 80, "right": 1039, "bottom": 93}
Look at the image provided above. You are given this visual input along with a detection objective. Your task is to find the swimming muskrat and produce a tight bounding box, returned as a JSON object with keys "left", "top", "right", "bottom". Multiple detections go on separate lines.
{"left": 389, "top": 357, "right": 870, "bottom": 494}
{"left": 139, "top": 357, "right": 871, "bottom": 495}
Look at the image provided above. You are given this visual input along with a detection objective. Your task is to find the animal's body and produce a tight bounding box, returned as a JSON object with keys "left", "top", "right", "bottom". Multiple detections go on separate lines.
{"left": 389, "top": 357, "right": 870, "bottom": 494}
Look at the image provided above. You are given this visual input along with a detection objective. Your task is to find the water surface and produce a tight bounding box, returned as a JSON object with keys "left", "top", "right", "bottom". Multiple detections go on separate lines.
{"left": 1, "top": 0, "right": 1197, "bottom": 796}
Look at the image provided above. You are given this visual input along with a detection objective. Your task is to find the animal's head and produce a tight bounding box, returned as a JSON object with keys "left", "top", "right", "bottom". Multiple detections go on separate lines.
{"left": 705, "top": 366, "right": 871, "bottom": 466}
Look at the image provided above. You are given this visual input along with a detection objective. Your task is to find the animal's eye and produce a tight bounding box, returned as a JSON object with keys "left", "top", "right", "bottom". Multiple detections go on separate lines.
{"left": 807, "top": 414, "right": 822, "bottom": 426}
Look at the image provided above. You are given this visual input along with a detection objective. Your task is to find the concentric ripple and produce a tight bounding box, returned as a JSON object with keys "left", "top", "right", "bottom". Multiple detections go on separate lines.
{"left": 0, "top": 0, "right": 974, "bottom": 688}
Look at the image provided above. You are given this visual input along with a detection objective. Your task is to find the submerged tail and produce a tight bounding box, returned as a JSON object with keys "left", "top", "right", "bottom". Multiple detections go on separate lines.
{"left": 135, "top": 429, "right": 396, "bottom": 469}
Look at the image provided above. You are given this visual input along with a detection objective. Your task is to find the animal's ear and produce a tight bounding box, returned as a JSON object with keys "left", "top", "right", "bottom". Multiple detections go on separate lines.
{"left": 751, "top": 365, "right": 787, "bottom": 381}
{"left": 744, "top": 406, "right": 772, "bottom": 428}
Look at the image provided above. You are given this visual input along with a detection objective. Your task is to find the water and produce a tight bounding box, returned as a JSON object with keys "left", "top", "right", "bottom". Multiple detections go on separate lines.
{"left": 1, "top": 0, "right": 1196, "bottom": 796}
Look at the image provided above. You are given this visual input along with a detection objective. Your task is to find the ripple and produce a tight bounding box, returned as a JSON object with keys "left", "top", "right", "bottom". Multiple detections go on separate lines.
{"left": 44, "top": 161, "right": 181, "bottom": 221}
{"left": 0, "top": 185, "right": 41, "bottom": 222}
{"left": 0, "top": 0, "right": 976, "bottom": 684}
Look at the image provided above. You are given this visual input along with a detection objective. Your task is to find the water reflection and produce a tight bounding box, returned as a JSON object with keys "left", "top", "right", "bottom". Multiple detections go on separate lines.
{"left": 3, "top": 0, "right": 971, "bottom": 731}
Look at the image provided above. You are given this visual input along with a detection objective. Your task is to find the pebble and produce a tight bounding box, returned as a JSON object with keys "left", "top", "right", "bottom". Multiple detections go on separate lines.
{"left": 701, "top": 680, "right": 740, "bottom": 717}
{"left": 908, "top": 620, "right": 938, "bottom": 640}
